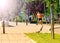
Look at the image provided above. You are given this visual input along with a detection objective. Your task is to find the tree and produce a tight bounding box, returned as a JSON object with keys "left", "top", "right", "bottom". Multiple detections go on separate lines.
{"left": 15, "top": 0, "right": 25, "bottom": 25}
{"left": 50, "top": 0, "right": 58, "bottom": 39}
{"left": 25, "top": 0, "right": 45, "bottom": 21}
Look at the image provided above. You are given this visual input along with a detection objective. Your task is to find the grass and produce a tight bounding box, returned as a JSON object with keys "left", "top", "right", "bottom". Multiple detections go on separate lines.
{"left": 25, "top": 33, "right": 60, "bottom": 43}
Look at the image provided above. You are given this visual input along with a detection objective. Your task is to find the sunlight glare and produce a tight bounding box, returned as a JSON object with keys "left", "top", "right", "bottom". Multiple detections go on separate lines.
{"left": 0, "top": 0, "right": 7, "bottom": 8}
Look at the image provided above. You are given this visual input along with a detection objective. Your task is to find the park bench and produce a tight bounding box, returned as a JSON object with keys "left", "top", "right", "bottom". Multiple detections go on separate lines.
{"left": 54, "top": 21, "right": 60, "bottom": 24}
{"left": 43, "top": 20, "right": 60, "bottom": 24}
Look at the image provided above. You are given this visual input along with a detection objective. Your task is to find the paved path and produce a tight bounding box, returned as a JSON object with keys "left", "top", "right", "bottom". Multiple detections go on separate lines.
{"left": 0, "top": 33, "right": 35, "bottom": 43}
{"left": 0, "top": 22, "right": 60, "bottom": 43}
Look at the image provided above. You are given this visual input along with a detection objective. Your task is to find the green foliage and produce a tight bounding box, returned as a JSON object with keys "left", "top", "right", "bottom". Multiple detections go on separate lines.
{"left": 46, "top": 0, "right": 59, "bottom": 15}
{"left": 25, "top": 33, "right": 60, "bottom": 43}
{"left": 25, "top": 0, "right": 59, "bottom": 15}
{"left": 25, "top": 0, "right": 34, "bottom": 2}
{"left": 22, "top": 0, "right": 59, "bottom": 21}
{"left": 15, "top": 16, "right": 22, "bottom": 22}
{"left": 45, "top": 0, "right": 50, "bottom": 15}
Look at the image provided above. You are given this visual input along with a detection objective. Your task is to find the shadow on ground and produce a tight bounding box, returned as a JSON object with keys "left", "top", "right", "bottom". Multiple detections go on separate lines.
{"left": 8, "top": 25, "right": 14, "bottom": 27}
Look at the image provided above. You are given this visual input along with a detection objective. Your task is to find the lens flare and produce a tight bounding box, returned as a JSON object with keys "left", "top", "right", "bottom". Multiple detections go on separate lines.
{"left": 0, "top": 0, "right": 7, "bottom": 8}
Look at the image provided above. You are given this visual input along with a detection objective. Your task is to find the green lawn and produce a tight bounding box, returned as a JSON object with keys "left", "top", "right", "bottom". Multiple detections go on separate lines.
{"left": 25, "top": 33, "right": 60, "bottom": 43}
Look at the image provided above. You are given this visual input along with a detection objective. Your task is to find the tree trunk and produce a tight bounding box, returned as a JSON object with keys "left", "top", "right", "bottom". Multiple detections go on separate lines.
{"left": 57, "top": 0, "right": 59, "bottom": 13}
{"left": 2, "top": 21, "right": 5, "bottom": 34}
{"left": 16, "top": 17, "right": 18, "bottom": 26}
{"left": 50, "top": 1, "right": 54, "bottom": 39}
